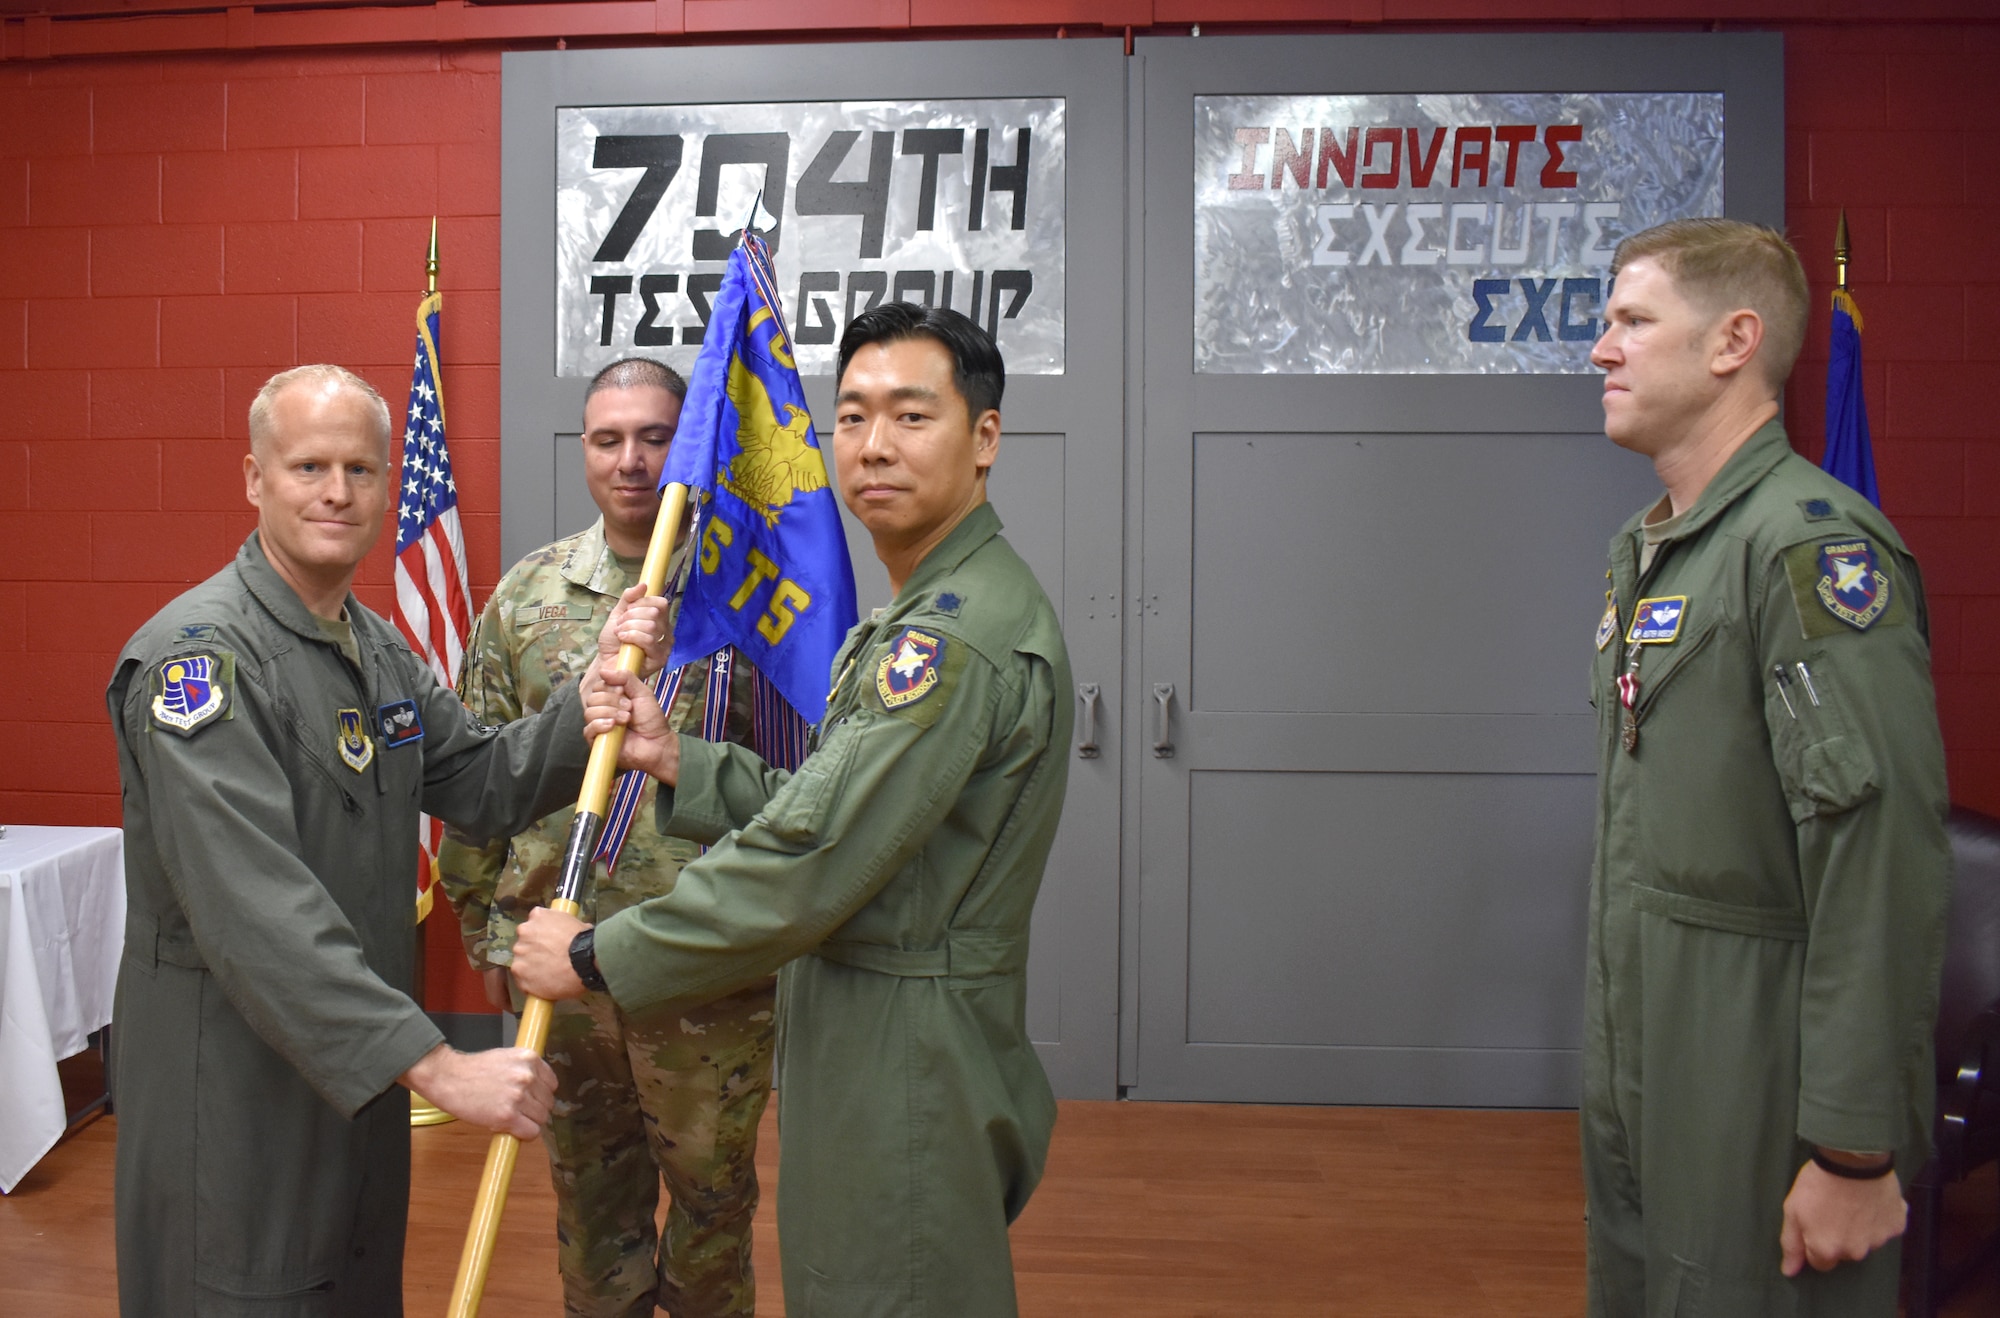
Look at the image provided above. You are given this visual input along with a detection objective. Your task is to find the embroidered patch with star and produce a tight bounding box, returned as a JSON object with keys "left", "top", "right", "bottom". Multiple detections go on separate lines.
{"left": 1815, "top": 538, "right": 1891, "bottom": 630}
{"left": 1595, "top": 591, "right": 1619, "bottom": 652}
{"left": 150, "top": 652, "right": 231, "bottom": 735}
{"left": 876, "top": 627, "right": 946, "bottom": 710}
{"left": 377, "top": 697, "right": 424, "bottom": 749}
{"left": 1625, "top": 596, "right": 1688, "bottom": 645}
{"left": 336, "top": 708, "right": 374, "bottom": 772}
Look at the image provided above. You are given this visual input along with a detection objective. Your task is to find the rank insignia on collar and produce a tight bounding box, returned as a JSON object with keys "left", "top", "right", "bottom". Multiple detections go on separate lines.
{"left": 151, "top": 653, "right": 228, "bottom": 735}
{"left": 377, "top": 698, "right": 424, "bottom": 749}
{"left": 1626, "top": 596, "right": 1688, "bottom": 645}
{"left": 934, "top": 591, "right": 963, "bottom": 617}
{"left": 1595, "top": 592, "right": 1619, "bottom": 652}
{"left": 1816, "top": 539, "right": 1890, "bottom": 630}
{"left": 876, "top": 627, "right": 945, "bottom": 710}
{"left": 336, "top": 708, "right": 374, "bottom": 772}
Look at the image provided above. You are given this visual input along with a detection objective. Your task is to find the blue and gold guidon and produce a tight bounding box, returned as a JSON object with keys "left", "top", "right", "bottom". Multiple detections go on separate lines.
{"left": 1816, "top": 538, "right": 1890, "bottom": 630}
{"left": 336, "top": 708, "right": 374, "bottom": 773}
{"left": 150, "top": 652, "right": 229, "bottom": 735}
{"left": 1626, "top": 596, "right": 1688, "bottom": 645}
{"left": 876, "top": 627, "right": 945, "bottom": 710}
{"left": 660, "top": 232, "right": 858, "bottom": 725}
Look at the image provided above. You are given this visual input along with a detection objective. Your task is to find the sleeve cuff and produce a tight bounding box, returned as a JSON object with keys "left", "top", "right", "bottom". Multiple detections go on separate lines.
{"left": 654, "top": 734, "right": 732, "bottom": 845}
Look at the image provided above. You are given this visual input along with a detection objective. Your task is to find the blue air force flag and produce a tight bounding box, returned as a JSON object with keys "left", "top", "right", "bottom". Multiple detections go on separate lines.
{"left": 1822, "top": 288, "right": 1880, "bottom": 507}
{"left": 660, "top": 234, "right": 858, "bottom": 724}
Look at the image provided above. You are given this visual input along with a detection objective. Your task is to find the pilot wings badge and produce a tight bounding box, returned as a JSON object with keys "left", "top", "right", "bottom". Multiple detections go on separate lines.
{"left": 151, "top": 653, "right": 228, "bottom": 735}
{"left": 1815, "top": 539, "right": 1890, "bottom": 630}
{"left": 876, "top": 627, "right": 945, "bottom": 710}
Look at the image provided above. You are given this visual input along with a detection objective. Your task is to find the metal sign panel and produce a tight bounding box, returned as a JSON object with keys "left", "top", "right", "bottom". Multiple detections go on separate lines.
{"left": 1193, "top": 92, "right": 1725, "bottom": 374}
{"left": 556, "top": 98, "right": 1066, "bottom": 377}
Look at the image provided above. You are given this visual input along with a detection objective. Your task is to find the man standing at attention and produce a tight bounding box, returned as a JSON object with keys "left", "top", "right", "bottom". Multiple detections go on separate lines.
{"left": 106, "top": 364, "right": 657, "bottom": 1317}
{"left": 511, "top": 303, "right": 1073, "bottom": 1317}
{"left": 1583, "top": 219, "right": 1949, "bottom": 1316}
{"left": 438, "top": 358, "right": 774, "bottom": 1318}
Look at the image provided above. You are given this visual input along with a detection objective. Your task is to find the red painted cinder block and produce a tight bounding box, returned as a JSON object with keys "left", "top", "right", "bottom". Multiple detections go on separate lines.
{"left": 29, "top": 154, "right": 162, "bottom": 227}
{"left": 1936, "top": 671, "right": 2000, "bottom": 752}
{"left": 365, "top": 72, "right": 498, "bottom": 147}
{"left": 0, "top": 158, "right": 26, "bottom": 227}
{"left": 1873, "top": 438, "right": 1963, "bottom": 520}
{"left": 94, "top": 80, "right": 226, "bottom": 154}
{"left": 31, "top": 438, "right": 161, "bottom": 511}
{"left": 440, "top": 215, "right": 499, "bottom": 292}
{"left": 93, "top": 224, "right": 224, "bottom": 298}
{"left": 160, "top": 437, "right": 252, "bottom": 512}
{"left": 91, "top": 366, "right": 224, "bottom": 440}
{"left": 21, "top": 722, "right": 119, "bottom": 796}
{"left": 1896, "top": 516, "right": 2000, "bottom": 599}
{"left": 1928, "top": 593, "right": 1963, "bottom": 675}
{"left": 29, "top": 297, "right": 158, "bottom": 370}
{"left": 441, "top": 363, "right": 499, "bottom": 440}
{"left": 1964, "top": 438, "right": 2000, "bottom": 508}
{"left": 27, "top": 579, "right": 168, "bottom": 652}
{"left": 300, "top": 144, "right": 437, "bottom": 221}
{"left": 0, "top": 300, "right": 22, "bottom": 370}
{"left": 1788, "top": 206, "right": 1884, "bottom": 289}
{"left": 164, "top": 150, "right": 297, "bottom": 224}
{"left": 0, "top": 652, "right": 122, "bottom": 723}
{"left": 0, "top": 228, "right": 89, "bottom": 300}
{"left": 444, "top": 289, "right": 500, "bottom": 367}
{"left": 1886, "top": 361, "right": 2000, "bottom": 441}
{"left": 0, "top": 510, "right": 81, "bottom": 580}
{"left": 0, "top": 792, "right": 121, "bottom": 829}
{"left": 0, "top": 369, "right": 87, "bottom": 441}
{"left": 1784, "top": 34, "right": 1885, "bottom": 132}
{"left": 1889, "top": 209, "right": 2000, "bottom": 285}
{"left": 1969, "top": 128, "right": 2000, "bottom": 209}
{"left": 1959, "top": 597, "right": 2000, "bottom": 675}
{"left": 224, "top": 220, "right": 363, "bottom": 294}
{"left": 297, "top": 290, "right": 414, "bottom": 367}
{"left": 162, "top": 294, "right": 296, "bottom": 368}
{"left": 0, "top": 441, "right": 25, "bottom": 510}
{"left": 436, "top": 142, "right": 500, "bottom": 218}
{"left": 450, "top": 437, "right": 499, "bottom": 511}
{"left": 90, "top": 509, "right": 245, "bottom": 582}
{"left": 1827, "top": 282, "right": 1964, "bottom": 364}
{"left": 362, "top": 216, "right": 437, "bottom": 293}
{"left": 227, "top": 75, "right": 366, "bottom": 150}
{"left": 222, "top": 365, "right": 273, "bottom": 440}
{"left": 0, "top": 83, "right": 92, "bottom": 156}
{"left": 0, "top": 582, "right": 22, "bottom": 651}
{"left": 458, "top": 509, "right": 500, "bottom": 591}
{"left": 1810, "top": 130, "right": 1965, "bottom": 209}
{"left": 1885, "top": 47, "right": 1984, "bottom": 132}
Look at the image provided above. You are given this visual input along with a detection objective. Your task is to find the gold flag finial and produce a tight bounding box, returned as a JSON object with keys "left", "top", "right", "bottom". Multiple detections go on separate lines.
{"left": 1834, "top": 209, "right": 1850, "bottom": 291}
{"left": 427, "top": 216, "right": 440, "bottom": 295}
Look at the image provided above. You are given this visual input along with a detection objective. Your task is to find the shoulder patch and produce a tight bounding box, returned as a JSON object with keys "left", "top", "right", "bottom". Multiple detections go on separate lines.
{"left": 1798, "top": 498, "right": 1838, "bottom": 523}
{"left": 876, "top": 627, "right": 947, "bottom": 711}
{"left": 1625, "top": 596, "right": 1688, "bottom": 645}
{"left": 150, "top": 651, "right": 233, "bottom": 736}
{"left": 1781, "top": 537, "right": 1909, "bottom": 639}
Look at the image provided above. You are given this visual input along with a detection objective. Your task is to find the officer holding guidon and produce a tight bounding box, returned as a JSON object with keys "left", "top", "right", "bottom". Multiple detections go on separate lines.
{"left": 438, "top": 357, "right": 774, "bottom": 1318}
{"left": 1582, "top": 219, "right": 1949, "bottom": 1316}
{"left": 513, "top": 303, "right": 1072, "bottom": 1317}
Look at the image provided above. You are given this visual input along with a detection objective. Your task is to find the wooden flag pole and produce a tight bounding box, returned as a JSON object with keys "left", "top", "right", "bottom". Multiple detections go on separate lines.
{"left": 445, "top": 479, "right": 691, "bottom": 1318}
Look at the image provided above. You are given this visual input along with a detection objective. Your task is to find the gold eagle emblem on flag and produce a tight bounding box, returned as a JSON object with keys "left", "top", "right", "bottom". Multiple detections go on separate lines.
{"left": 716, "top": 351, "right": 829, "bottom": 529}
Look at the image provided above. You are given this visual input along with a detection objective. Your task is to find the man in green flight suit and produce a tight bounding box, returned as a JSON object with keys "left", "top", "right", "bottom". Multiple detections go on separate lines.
{"left": 512, "top": 303, "right": 1073, "bottom": 1317}
{"left": 107, "top": 364, "right": 660, "bottom": 1316}
{"left": 1582, "top": 219, "right": 1949, "bottom": 1316}
{"left": 438, "top": 357, "right": 775, "bottom": 1318}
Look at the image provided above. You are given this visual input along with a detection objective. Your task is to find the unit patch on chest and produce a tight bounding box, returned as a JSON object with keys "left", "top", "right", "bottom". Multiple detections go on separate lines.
{"left": 1625, "top": 596, "right": 1688, "bottom": 645}
{"left": 336, "top": 708, "right": 374, "bottom": 772}
{"left": 1595, "top": 591, "right": 1619, "bottom": 652}
{"left": 149, "top": 651, "right": 233, "bottom": 736}
{"left": 876, "top": 627, "right": 946, "bottom": 711}
{"left": 377, "top": 698, "right": 424, "bottom": 749}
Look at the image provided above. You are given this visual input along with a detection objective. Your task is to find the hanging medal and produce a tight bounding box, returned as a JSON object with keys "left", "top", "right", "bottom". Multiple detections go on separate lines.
{"left": 1617, "top": 645, "right": 1643, "bottom": 753}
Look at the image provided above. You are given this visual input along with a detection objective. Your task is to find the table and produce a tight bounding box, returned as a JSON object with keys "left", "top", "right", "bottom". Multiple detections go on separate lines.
{"left": 0, "top": 825, "right": 124, "bottom": 1193}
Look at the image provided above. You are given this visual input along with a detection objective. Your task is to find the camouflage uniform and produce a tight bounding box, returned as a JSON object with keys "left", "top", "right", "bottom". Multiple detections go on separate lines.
{"left": 437, "top": 519, "right": 775, "bottom": 1318}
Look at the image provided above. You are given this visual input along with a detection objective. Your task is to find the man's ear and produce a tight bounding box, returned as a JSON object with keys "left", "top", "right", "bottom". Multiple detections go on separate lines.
{"left": 1709, "top": 308, "right": 1765, "bottom": 381}
{"left": 973, "top": 408, "right": 1001, "bottom": 476}
{"left": 243, "top": 450, "right": 263, "bottom": 510}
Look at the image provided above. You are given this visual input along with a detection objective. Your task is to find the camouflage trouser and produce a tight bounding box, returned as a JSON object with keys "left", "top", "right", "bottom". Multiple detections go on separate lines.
{"left": 538, "top": 976, "right": 777, "bottom": 1318}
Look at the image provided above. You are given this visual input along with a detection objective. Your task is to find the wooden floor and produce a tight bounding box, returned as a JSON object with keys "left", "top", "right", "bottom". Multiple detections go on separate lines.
{"left": 5, "top": 1057, "right": 1998, "bottom": 1315}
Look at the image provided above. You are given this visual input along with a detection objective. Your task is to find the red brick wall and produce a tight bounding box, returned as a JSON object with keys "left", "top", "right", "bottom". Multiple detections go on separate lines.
{"left": 2, "top": 15, "right": 1995, "bottom": 1013}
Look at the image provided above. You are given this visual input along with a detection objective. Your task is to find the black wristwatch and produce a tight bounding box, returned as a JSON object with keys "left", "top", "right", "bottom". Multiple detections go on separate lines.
{"left": 568, "top": 928, "right": 608, "bottom": 993}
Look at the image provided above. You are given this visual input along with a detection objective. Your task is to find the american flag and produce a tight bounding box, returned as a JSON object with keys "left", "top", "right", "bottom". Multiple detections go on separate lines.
{"left": 391, "top": 289, "right": 471, "bottom": 918}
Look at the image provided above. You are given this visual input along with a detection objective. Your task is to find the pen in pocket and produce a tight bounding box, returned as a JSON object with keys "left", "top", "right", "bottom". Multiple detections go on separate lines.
{"left": 1772, "top": 665, "right": 1798, "bottom": 719}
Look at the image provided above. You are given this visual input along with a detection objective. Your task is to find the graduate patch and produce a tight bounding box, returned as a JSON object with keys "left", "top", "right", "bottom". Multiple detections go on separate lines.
{"left": 1625, "top": 596, "right": 1688, "bottom": 645}
{"left": 336, "top": 708, "right": 374, "bottom": 772}
{"left": 876, "top": 628, "right": 945, "bottom": 710}
{"left": 150, "top": 653, "right": 230, "bottom": 735}
{"left": 1815, "top": 539, "right": 1890, "bottom": 630}
{"left": 377, "top": 698, "right": 424, "bottom": 749}
{"left": 1595, "top": 592, "right": 1619, "bottom": 652}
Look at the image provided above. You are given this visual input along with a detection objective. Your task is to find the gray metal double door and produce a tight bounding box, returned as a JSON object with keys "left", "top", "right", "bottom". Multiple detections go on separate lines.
{"left": 502, "top": 32, "right": 1781, "bottom": 1105}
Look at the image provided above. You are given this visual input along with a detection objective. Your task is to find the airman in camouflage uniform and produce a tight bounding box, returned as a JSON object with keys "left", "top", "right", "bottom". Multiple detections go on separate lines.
{"left": 438, "top": 359, "right": 774, "bottom": 1318}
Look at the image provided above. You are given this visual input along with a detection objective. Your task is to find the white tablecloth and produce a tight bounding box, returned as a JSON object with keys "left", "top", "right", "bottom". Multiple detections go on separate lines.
{"left": 0, "top": 825, "right": 125, "bottom": 1193}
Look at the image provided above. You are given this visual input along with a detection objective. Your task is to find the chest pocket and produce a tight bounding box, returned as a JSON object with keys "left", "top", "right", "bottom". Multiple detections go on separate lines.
{"left": 1761, "top": 651, "right": 1879, "bottom": 822}
{"left": 1626, "top": 615, "right": 1721, "bottom": 719}
{"left": 758, "top": 713, "right": 865, "bottom": 851}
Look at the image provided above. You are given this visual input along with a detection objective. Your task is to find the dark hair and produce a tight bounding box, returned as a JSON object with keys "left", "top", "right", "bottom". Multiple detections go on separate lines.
{"left": 836, "top": 302, "right": 1004, "bottom": 422}
{"left": 585, "top": 357, "right": 687, "bottom": 405}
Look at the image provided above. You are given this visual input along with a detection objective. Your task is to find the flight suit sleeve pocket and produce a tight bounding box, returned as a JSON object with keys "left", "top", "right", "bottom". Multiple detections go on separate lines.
{"left": 756, "top": 716, "right": 862, "bottom": 850}
{"left": 1763, "top": 656, "right": 1880, "bottom": 822}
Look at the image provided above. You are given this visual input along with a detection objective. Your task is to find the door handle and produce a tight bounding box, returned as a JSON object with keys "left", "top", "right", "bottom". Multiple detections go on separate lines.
{"left": 1076, "top": 683, "right": 1101, "bottom": 758}
{"left": 1152, "top": 683, "right": 1175, "bottom": 758}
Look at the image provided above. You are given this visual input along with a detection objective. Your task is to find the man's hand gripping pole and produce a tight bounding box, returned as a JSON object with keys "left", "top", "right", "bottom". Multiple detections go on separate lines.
{"left": 446, "top": 481, "right": 689, "bottom": 1318}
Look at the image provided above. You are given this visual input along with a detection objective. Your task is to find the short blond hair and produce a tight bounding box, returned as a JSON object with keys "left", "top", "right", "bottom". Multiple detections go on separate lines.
{"left": 1611, "top": 218, "right": 1809, "bottom": 389}
{"left": 248, "top": 364, "right": 392, "bottom": 456}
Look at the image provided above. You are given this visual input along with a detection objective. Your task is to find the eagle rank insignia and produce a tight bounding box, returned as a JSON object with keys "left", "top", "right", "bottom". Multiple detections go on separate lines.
{"left": 1815, "top": 539, "right": 1890, "bottom": 630}
{"left": 876, "top": 627, "right": 945, "bottom": 710}
{"left": 336, "top": 708, "right": 375, "bottom": 772}
{"left": 151, "top": 653, "right": 228, "bottom": 734}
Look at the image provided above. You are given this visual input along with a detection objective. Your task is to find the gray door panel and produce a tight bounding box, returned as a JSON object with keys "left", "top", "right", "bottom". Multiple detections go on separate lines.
{"left": 1129, "top": 32, "right": 1784, "bottom": 1104}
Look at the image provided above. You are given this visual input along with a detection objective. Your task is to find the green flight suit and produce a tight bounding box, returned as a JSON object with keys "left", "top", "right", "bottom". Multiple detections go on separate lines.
{"left": 437, "top": 518, "right": 775, "bottom": 1318}
{"left": 593, "top": 503, "right": 1072, "bottom": 1317}
{"left": 107, "top": 533, "right": 592, "bottom": 1318}
{"left": 1583, "top": 421, "right": 1950, "bottom": 1317}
